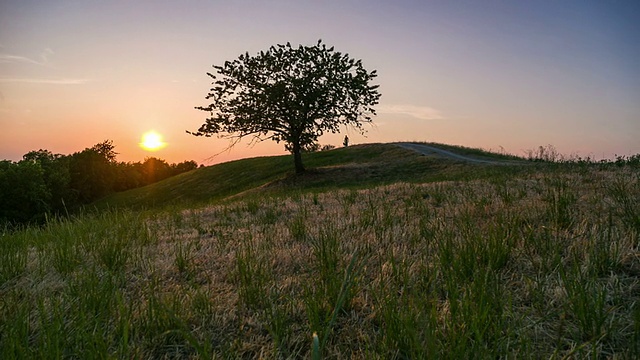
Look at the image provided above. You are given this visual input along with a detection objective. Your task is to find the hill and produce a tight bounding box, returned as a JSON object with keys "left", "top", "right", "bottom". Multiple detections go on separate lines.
{"left": 94, "top": 142, "right": 526, "bottom": 210}
{"left": 4, "top": 142, "right": 638, "bottom": 359}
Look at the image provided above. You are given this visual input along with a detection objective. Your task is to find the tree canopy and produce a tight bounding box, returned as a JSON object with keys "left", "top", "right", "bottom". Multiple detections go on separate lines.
{"left": 190, "top": 40, "right": 381, "bottom": 173}
{"left": 0, "top": 141, "right": 198, "bottom": 227}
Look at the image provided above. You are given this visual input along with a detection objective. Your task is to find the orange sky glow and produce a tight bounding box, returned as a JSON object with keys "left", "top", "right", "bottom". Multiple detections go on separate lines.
{"left": 1, "top": 1, "right": 638, "bottom": 165}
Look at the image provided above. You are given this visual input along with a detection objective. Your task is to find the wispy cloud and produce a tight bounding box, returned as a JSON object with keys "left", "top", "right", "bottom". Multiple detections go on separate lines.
{"left": 41, "top": 48, "right": 54, "bottom": 63}
{"left": 0, "top": 78, "right": 89, "bottom": 85}
{"left": 0, "top": 54, "right": 44, "bottom": 65}
{"left": 0, "top": 48, "right": 54, "bottom": 66}
{"left": 377, "top": 104, "right": 444, "bottom": 120}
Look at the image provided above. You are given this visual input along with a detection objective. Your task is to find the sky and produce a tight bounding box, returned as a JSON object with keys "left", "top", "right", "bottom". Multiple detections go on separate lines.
{"left": 1, "top": 0, "right": 639, "bottom": 164}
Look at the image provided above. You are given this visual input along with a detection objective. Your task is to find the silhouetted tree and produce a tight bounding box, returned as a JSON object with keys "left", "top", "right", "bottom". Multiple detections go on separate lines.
{"left": 141, "top": 157, "right": 172, "bottom": 184}
{"left": 22, "top": 150, "right": 71, "bottom": 214}
{"left": 91, "top": 140, "right": 118, "bottom": 163}
{"left": 0, "top": 140, "right": 199, "bottom": 226}
{"left": 171, "top": 160, "right": 198, "bottom": 175}
{"left": 190, "top": 40, "right": 381, "bottom": 174}
{"left": 113, "top": 162, "right": 144, "bottom": 191}
{"left": 0, "top": 160, "right": 50, "bottom": 224}
{"left": 68, "top": 147, "right": 115, "bottom": 203}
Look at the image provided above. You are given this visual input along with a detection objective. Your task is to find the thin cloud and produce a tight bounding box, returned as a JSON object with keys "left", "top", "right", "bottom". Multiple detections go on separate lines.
{"left": 41, "top": 48, "right": 54, "bottom": 63}
{"left": 0, "top": 48, "right": 54, "bottom": 66}
{"left": 0, "top": 78, "right": 89, "bottom": 85}
{"left": 0, "top": 54, "right": 44, "bottom": 65}
{"left": 377, "top": 104, "right": 444, "bottom": 120}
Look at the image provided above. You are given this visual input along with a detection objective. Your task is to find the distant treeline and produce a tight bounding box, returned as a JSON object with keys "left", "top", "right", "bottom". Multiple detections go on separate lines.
{"left": 0, "top": 140, "right": 198, "bottom": 227}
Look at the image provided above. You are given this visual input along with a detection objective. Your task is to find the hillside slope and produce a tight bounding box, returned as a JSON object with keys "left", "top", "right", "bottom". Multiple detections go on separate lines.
{"left": 94, "top": 143, "right": 526, "bottom": 210}
{"left": 5, "top": 155, "right": 638, "bottom": 359}
{"left": 5, "top": 143, "right": 638, "bottom": 359}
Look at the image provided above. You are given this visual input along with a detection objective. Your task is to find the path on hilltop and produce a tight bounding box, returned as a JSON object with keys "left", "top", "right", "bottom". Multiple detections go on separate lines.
{"left": 395, "top": 143, "right": 525, "bottom": 165}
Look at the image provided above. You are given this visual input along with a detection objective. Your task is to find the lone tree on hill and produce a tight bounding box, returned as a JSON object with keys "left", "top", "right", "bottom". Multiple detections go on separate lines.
{"left": 189, "top": 40, "right": 381, "bottom": 174}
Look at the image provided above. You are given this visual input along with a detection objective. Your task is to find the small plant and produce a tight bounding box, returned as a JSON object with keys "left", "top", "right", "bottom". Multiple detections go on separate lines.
{"left": 259, "top": 205, "right": 281, "bottom": 225}
{"left": 0, "top": 236, "right": 28, "bottom": 284}
{"left": 261, "top": 288, "right": 294, "bottom": 356}
{"left": 543, "top": 177, "right": 576, "bottom": 230}
{"left": 429, "top": 185, "right": 448, "bottom": 207}
{"left": 94, "top": 236, "right": 130, "bottom": 272}
{"left": 607, "top": 177, "right": 640, "bottom": 232}
{"left": 526, "top": 144, "right": 563, "bottom": 162}
{"left": 174, "top": 241, "right": 195, "bottom": 277}
{"left": 288, "top": 215, "right": 307, "bottom": 242}
{"left": 561, "top": 264, "right": 612, "bottom": 345}
{"left": 312, "top": 332, "right": 320, "bottom": 360}
{"left": 50, "top": 238, "right": 83, "bottom": 275}
{"left": 245, "top": 200, "right": 260, "bottom": 215}
{"left": 304, "top": 248, "right": 365, "bottom": 356}
{"left": 375, "top": 258, "right": 438, "bottom": 358}
{"left": 235, "top": 238, "right": 270, "bottom": 310}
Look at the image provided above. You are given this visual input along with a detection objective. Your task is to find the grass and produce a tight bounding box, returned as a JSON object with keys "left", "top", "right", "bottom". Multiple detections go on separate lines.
{"left": 1, "top": 143, "right": 639, "bottom": 358}
{"left": 419, "top": 141, "right": 526, "bottom": 161}
{"left": 93, "top": 143, "right": 529, "bottom": 211}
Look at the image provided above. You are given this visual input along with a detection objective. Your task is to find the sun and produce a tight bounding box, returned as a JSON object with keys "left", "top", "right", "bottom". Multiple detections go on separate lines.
{"left": 140, "top": 131, "right": 166, "bottom": 151}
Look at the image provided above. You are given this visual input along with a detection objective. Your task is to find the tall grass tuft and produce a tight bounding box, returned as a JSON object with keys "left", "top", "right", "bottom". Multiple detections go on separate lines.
{"left": 0, "top": 235, "right": 28, "bottom": 284}
{"left": 235, "top": 235, "right": 271, "bottom": 310}
{"left": 607, "top": 175, "right": 640, "bottom": 232}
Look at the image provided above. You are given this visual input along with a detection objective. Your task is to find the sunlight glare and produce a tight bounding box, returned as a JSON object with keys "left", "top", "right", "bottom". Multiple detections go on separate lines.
{"left": 140, "top": 131, "right": 166, "bottom": 151}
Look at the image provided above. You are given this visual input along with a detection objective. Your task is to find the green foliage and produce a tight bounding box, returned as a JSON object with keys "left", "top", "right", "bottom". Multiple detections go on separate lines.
{"left": 304, "top": 247, "right": 365, "bottom": 356}
{"left": 22, "top": 150, "right": 71, "bottom": 214}
{"left": 235, "top": 238, "right": 271, "bottom": 310}
{"left": 0, "top": 141, "right": 198, "bottom": 227}
{"left": 561, "top": 264, "right": 612, "bottom": 343}
{"left": 68, "top": 147, "right": 115, "bottom": 203}
{"left": 606, "top": 176, "right": 640, "bottom": 232}
{"left": 0, "top": 233, "right": 28, "bottom": 284}
{"left": 0, "top": 159, "right": 51, "bottom": 224}
{"left": 543, "top": 177, "right": 577, "bottom": 230}
{"left": 374, "top": 257, "right": 438, "bottom": 358}
{"left": 140, "top": 157, "right": 172, "bottom": 184}
{"left": 191, "top": 40, "right": 381, "bottom": 173}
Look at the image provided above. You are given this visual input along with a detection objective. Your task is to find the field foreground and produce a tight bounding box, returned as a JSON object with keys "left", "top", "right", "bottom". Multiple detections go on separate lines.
{"left": 1, "top": 158, "right": 639, "bottom": 358}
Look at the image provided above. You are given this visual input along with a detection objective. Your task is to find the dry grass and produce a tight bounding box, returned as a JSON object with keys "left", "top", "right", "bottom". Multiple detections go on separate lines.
{"left": 2, "top": 165, "right": 639, "bottom": 358}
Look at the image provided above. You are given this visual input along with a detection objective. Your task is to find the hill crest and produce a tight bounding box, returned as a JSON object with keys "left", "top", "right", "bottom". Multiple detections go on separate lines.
{"left": 94, "top": 142, "right": 524, "bottom": 210}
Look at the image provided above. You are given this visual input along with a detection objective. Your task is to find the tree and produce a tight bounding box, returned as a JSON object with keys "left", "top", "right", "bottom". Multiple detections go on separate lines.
{"left": 171, "top": 160, "right": 198, "bottom": 175}
{"left": 0, "top": 160, "right": 50, "bottom": 225}
{"left": 68, "top": 143, "right": 117, "bottom": 203}
{"left": 91, "top": 140, "right": 118, "bottom": 163}
{"left": 22, "top": 149, "right": 71, "bottom": 215}
{"left": 189, "top": 40, "right": 381, "bottom": 174}
{"left": 141, "top": 157, "right": 172, "bottom": 184}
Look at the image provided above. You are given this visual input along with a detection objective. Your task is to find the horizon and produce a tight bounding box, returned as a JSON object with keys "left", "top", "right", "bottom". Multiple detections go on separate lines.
{"left": 1, "top": 0, "right": 639, "bottom": 164}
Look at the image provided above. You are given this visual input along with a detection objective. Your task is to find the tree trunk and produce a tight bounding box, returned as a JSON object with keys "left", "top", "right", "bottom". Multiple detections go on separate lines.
{"left": 292, "top": 142, "right": 305, "bottom": 174}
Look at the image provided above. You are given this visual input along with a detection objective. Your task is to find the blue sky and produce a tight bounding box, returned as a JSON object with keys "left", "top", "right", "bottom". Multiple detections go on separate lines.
{"left": 1, "top": 0, "right": 638, "bottom": 163}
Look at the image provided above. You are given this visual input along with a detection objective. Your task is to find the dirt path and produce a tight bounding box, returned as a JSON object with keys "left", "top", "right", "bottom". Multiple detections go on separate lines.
{"left": 395, "top": 142, "right": 523, "bottom": 165}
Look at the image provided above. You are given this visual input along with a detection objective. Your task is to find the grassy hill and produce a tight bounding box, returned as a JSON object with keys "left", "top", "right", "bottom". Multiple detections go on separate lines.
{"left": 94, "top": 143, "right": 526, "bottom": 210}
{"left": 2, "top": 142, "right": 639, "bottom": 359}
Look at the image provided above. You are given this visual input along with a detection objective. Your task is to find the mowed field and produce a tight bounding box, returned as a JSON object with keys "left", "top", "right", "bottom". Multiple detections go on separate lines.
{"left": 1, "top": 143, "right": 639, "bottom": 359}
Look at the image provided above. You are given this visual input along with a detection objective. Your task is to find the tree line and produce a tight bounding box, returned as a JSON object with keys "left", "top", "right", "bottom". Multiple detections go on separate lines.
{"left": 0, "top": 140, "right": 198, "bottom": 227}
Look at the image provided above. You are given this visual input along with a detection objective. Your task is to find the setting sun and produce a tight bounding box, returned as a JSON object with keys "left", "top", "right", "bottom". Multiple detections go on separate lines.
{"left": 140, "top": 131, "right": 166, "bottom": 151}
